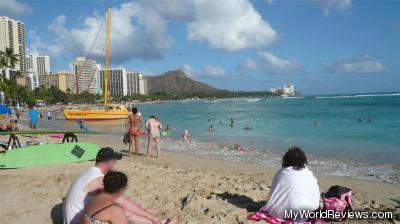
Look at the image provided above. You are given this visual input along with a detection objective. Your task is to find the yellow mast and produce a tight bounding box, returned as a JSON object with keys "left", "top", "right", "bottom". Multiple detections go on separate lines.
{"left": 104, "top": 8, "right": 111, "bottom": 106}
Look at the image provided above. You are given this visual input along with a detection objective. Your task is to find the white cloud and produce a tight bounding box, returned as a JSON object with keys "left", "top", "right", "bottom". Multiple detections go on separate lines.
{"left": 312, "top": 0, "right": 352, "bottom": 16}
{"left": 258, "top": 51, "right": 300, "bottom": 74}
{"left": 139, "top": 0, "right": 195, "bottom": 21}
{"left": 179, "top": 64, "right": 226, "bottom": 78}
{"left": 32, "top": 0, "right": 279, "bottom": 64}
{"left": 27, "top": 30, "right": 64, "bottom": 56}
{"left": 0, "top": 0, "right": 31, "bottom": 16}
{"left": 179, "top": 64, "right": 197, "bottom": 77}
{"left": 31, "top": 2, "right": 172, "bottom": 63}
{"left": 187, "top": 0, "right": 278, "bottom": 52}
{"left": 202, "top": 65, "right": 226, "bottom": 77}
{"left": 238, "top": 58, "right": 257, "bottom": 70}
{"left": 326, "top": 55, "right": 386, "bottom": 74}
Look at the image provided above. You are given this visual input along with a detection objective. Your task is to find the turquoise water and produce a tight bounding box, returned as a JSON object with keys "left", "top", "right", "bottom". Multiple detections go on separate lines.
{"left": 40, "top": 93, "right": 400, "bottom": 184}
{"left": 133, "top": 93, "right": 400, "bottom": 184}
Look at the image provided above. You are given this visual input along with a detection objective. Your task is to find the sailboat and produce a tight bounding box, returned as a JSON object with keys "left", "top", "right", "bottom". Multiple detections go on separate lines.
{"left": 63, "top": 8, "right": 130, "bottom": 120}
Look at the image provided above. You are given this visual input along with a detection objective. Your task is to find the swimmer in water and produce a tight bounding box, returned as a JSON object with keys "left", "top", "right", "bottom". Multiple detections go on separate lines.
{"left": 182, "top": 130, "right": 190, "bottom": 141}
{"left": 234, "top": 144, "right": 247, "bottom": 152}
{"left": 208, "top": 125, "right": 213, "bottom": 132}
{"left": 358, "top": 118, "right": 362, "bottom": 122}
{"left": 243, "top": 124, "right": 252, "bottom": 131}
{"left": 313, "top": 121, "right": 321, "bottom": 127}
{"left": 230, "top": 118, "right": 234, "bottom": 127}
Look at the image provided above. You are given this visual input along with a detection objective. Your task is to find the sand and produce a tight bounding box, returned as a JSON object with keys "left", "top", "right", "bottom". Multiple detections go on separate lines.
{"left": 0, "top": 134, "right": 399, "bottom": 224}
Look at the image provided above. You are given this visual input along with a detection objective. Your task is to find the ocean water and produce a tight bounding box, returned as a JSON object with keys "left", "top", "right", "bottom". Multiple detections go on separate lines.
{"left": 48, "top": 93, "right": 400, "bottom": 184}
{"left": 133, "top": 93, "right": 400, "bottom": 184}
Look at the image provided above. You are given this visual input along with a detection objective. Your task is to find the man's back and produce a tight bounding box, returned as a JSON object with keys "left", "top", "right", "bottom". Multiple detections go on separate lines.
{"left": 27, "top": 109, "right": 39, "bottom": 122}
{"left": 63, "top": 166, "right": 103, "bottom": 224}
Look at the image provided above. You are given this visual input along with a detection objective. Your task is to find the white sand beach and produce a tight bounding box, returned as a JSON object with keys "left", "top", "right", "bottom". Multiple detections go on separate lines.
{"left": 1, "top": 134, "right": 399, "bottom": 224}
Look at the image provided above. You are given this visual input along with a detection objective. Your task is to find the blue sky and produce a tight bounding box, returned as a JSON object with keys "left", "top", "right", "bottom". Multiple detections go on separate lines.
{"left": 1, "top": 0, "right": 399, "bottom": 95}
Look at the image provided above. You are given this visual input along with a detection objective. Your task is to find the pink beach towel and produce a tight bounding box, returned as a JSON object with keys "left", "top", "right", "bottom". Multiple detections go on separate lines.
{"left": 49, "top": 133, "right": 64, "bottom": 138}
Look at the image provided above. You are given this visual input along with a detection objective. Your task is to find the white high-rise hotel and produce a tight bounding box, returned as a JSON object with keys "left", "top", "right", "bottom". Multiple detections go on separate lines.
{"left": 71, "top": 57, "right": 100, "bottom": 94}
{"left": 26, "top": 53, "right": 50, "bottom": 89}
{"left": 0, "top": 16, "right": 26, "bottom": 76}
{"left": 98, "top": 68, "right": 147, "bottom": 97}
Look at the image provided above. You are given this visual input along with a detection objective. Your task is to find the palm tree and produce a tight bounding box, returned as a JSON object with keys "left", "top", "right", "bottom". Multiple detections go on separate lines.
{"left": 0, "top": 48, "right": 19, "bottom": 78}
{"left": 4, "top": 47, "right": 19, "bottom": 68}
{"left": 0, "top": 52, "right": 7, "bottom": 78}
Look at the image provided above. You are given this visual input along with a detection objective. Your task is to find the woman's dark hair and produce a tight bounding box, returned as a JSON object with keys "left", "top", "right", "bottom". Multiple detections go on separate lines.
{"left": 149, "top": 115, "right": 156, "bottom": 119}
{"left": 282, "top": 146, "right": 308, "bottom": 170}
{"left": 103, "top": 171, "right": 128, "bottom": 194}
{"left": 131, "top": 107, "right": 137, "bottom": 114}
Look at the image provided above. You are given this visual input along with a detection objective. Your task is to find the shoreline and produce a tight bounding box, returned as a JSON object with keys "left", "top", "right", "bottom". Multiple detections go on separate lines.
{"left": 11, "top": 117, "right": 400, "bottom": 185}
{"left": 0, "top": 133, "right": 399, "bottom": 223}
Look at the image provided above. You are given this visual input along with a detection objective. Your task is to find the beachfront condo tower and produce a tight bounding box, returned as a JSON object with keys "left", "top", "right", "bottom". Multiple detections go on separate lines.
{"left": 0, "top": 16, "right": 26, "bottom": 76}
{"left": 39, "top": 72, "right": 74, "bottom": 92}
{"left": 26, "top": 53, "right": 51, "bottom": 89}
{"left": 98, "top": 69, "right": 147, "bottom": 97}
{"left": 99, "top": 68, "right": 127, "bottom": 97}
{"left": 127, "top": 72, "right": 147, "bottom": 95}
{"left": 71, "top": 57, "right": 100, "bottom": 94}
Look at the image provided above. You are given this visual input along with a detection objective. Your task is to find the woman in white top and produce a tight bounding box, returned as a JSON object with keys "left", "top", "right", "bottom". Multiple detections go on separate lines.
{"left": 262, "top": 146, "right": 320, "bottom": 222}
{"left": 146, "top": 116, "right": 163, "bottom": 158}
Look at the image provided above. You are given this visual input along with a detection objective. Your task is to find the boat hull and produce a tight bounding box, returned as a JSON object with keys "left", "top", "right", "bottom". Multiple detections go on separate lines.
{"left": 63, "top": 109, "right": 130, "bottom": 120}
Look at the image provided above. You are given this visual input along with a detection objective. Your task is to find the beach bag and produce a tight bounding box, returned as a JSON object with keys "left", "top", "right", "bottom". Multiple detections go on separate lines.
{"left": 123, "top": 132, "right": 130, "bottom": 145}
{"left": 321, "top": 185, "right": 352, "bottom": 221}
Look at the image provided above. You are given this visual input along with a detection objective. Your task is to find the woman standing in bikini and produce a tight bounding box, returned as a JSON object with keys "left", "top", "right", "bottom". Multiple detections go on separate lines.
{"left": 145, "top": 116, "right": 163, "bottom": 158}
{"left": 125, "top": 107, "right": 143, "bottom": 158}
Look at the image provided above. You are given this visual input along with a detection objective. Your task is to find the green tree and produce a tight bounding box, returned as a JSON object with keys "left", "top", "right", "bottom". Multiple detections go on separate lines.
{"left": 0, "top": 48, "right": 19, "bottom": 77}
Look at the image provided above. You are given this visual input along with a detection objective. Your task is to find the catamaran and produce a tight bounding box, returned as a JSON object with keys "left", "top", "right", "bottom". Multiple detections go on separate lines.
{"left": 63, "top": 8, "right": 130, "bottom": 120}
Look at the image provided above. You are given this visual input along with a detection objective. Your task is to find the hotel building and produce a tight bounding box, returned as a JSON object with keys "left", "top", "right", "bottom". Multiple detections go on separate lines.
{"left": 26, "top": 53, "right": 50, "bottom": 89}
{"left": 270, "top": 84, "right": 295, "bottom": 96}
{"left": 71, "top": 57, "right": 100, "bottom": 94}
{"left": 39, "top": 72, "right": 74, "bottom": 92}
{"left": 0, "top": 16, "right": 26, "bottom": 76}
{"left": 98, "top": 68, "right": 127, "bottom": 97}
{"left": 127, "top": 72, "right": 147, "bottom": 95}
{"left": 98, "top": 69, "right": 147, "bottom": 97}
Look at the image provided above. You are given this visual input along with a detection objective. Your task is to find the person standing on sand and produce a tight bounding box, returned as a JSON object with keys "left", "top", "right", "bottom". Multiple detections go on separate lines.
{"left": 64, "top": 147, "right": 171, "bottom": 224}
{"left": 125, "top": 107, "right": 143, "bottom": 158}
{"left": 47, "top": 111, "right": 52, "bottom": 120}
{"left": 15, "top": 110, "right": 20, "bottom": 120}
{"left": 145, "top": 116, "right": 162, "bottom": 158}
{"left": 27, "top": 105, "right": 39, "bottom": 130}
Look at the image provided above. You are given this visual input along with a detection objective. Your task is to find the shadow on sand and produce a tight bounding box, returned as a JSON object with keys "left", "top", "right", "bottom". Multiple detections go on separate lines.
{"left": 216, "top": 192, "right": 266, "bottom": 213}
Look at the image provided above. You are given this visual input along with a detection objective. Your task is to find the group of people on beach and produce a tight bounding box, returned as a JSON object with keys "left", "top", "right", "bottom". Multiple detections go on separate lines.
{"left": 125, "top": 107, "right": 163, "bottom": 158}
{"left": 63, "top": 147, "right": 178, "bottom": 224}
{"left": 62, "top": 145, "right": 322, "bottom": 224}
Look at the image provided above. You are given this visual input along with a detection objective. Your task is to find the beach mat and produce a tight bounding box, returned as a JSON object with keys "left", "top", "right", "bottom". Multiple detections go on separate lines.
{"left": 0, "top": 142, "right": 100, "bottom": 169}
